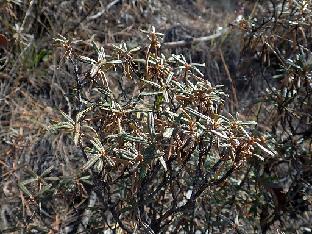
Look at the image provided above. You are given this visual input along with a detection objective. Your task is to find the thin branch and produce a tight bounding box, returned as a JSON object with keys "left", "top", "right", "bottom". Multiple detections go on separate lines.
{"left": 162, "top": 28, "right": 229, "bottom": 48}
{"left": 87, "top": 0, "right": 122, "bottom": 20}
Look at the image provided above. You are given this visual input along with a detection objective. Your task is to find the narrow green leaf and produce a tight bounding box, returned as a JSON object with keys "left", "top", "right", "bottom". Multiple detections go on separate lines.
{"left": 60, "top": 111, "right": 74, "bottom": 124}
{"left": 95, "top": 159, "right": 104, "bottom": 172}
{"left": 114, "top": 148, "right": 137, "bottom": 159}
{"left": 139, "top": 91, "right": 163, "bottom": 97}
{"left": 74, "top": 122, "right": 81, "bottom": 146}
{"left": 141, "top": 79, "right": 162, "bottom": 88}
{"left": 76, "top": 105, "right": 96, "bottom": 122}
{"left": 166, "top": 72, "right": 174, "bottom": 84}
{"left": 44, "top": 177, "right": 60, "bottom": 181}
{"left": 148, "top": 112, "right": 155, "bottom": 137}
{"left": 185, "top": 107, "right": 211, "bottom": 121}
{"left": 82, "top": 154, "right": 101, "bottom": 171}
{"left": 79, "top": 55, "right": 96, "bottom": 64}
{"left": 107, "top": 60, "right": 123, "bottom": 64}
{"left": 38, "top": 184, "right": 53, "bottom": 195}
{"left": 18, "top": 183, "right": 33, "bottom": 198}
{"left": 41, "top": 166, "right": 54, "bottom": 177}
{"left": 163, "top": 128, "right": 174, "bottom": 138}
{"left": 21, "top": 178, "right": 37, "bottom": 185}
{"left": 129, "top": 46, "right": 141, "bottom": 53}
{"left": 90, "top": 137, "right": 104, "bottom": 152}
{"left": 159, "top": 156, "right": 167, "bottom": 171}
{"left": 255, "top": 142, "right": 275, "bottom": 156}
{"left": 211, "top": 130, "right": 228, "bottom": 139}
{"left": 122, "top": 134, "right": 147, "bottom": 144}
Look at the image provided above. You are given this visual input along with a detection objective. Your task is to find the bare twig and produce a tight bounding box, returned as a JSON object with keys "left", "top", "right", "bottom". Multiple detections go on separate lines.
{"left": 77, "top": 191, "right": 97, "bottom": 233}
{"left": 21, "top": 0, "right": 38, "bottom": 33}
{"left": 219, "top": 47, "right": 238, "bottom": 111}
{"left": 162, "top": 28, "right": 229, "bottom": 48}
{"left": 87, "top": 0, "right": 122, "bottom": 20}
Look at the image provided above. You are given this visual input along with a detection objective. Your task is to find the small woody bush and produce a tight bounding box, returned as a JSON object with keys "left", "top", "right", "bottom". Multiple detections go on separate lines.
{"left": 237, "top": 0, "right": 312, "bottom": 232}
{"left": 42, "top": 27, "right": 271, "bottom": 233}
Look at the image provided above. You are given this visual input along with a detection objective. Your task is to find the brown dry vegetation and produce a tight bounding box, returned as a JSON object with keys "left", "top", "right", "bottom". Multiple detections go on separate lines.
{"left": 0, "top": 0, "right": 311, "bottom": 233}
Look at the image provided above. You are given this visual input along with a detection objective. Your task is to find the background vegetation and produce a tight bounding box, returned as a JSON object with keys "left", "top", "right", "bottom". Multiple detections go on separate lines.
{"left": 0, "top": 0, "right": 311, "bottom": 233}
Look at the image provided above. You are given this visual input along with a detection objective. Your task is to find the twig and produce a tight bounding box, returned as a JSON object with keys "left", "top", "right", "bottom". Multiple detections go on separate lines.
{"left": 64, "top": 1, "right": 99, "bottom": 34}
{"left": 82, "top": 28, "right": 229, "bottom": 51}
{"left": 21, "top": 0, "right": 38, "bottom": 33}
{"left": 87, "top": 0, "right": 122, "bottom": 20}
{"left": 69, "top": 56, "right": 84, "bottom": 111}
{"left": 162, "top": 28, "right": 229, "bottom": 48}
{"left": 77, "top": 191, "right": 97, "bottom": 233}
{"left": 219, "top": 48, "right": 238, "bottom": 112}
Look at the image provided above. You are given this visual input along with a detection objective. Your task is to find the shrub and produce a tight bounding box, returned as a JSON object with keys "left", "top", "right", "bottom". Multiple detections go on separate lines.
{"left": 237, "top": 0, "right": 312, "bottom": 232}
{"left": 43, "top": 27, "right": 272, "bottom": 232}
